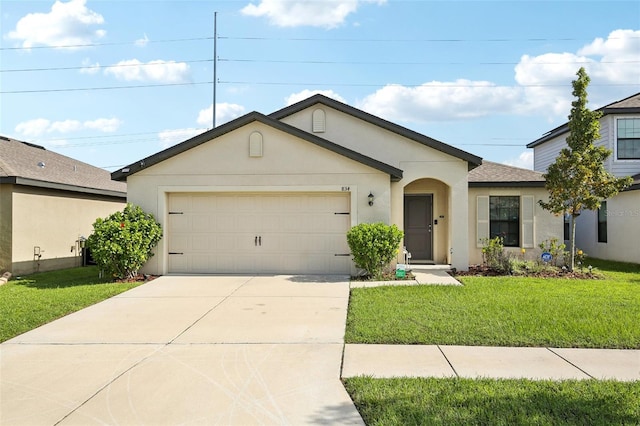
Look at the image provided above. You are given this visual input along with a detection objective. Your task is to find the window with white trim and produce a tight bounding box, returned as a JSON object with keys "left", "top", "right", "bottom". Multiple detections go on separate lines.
{"left": 617, "top": 118, "right": 640, "bottom": 160}
{"left": 476, "top": 195, "right": 534, "bottom": 248}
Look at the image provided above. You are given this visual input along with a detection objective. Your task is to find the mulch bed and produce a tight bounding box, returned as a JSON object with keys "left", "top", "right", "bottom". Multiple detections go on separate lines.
{"left": 114, "top": 274, "right": 159, "bottom": 283}
{"left": 455, "top": 265, "right": 602, "bottom": 279}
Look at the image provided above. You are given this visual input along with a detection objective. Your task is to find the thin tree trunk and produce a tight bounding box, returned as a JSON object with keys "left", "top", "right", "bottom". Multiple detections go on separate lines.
{"left": 569, "top": 215, "right": 578, "bottom": 271}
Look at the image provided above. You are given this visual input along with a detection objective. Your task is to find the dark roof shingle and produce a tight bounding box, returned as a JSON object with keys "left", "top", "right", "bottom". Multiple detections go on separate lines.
{"left": 0, "top": 136, "right": 126, "bottom": 196}
{"left": 468, "top": 161, "right": 546, "bottom": 187}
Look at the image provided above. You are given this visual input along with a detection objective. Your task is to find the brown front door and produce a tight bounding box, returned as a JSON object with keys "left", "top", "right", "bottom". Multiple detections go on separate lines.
{"left": 404, "top": 195, "right": 433, "bottom": 261}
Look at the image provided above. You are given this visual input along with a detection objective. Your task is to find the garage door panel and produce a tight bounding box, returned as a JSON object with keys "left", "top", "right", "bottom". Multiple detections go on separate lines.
{"left": 167, "top": 192, "right": 351, "bottom": 274}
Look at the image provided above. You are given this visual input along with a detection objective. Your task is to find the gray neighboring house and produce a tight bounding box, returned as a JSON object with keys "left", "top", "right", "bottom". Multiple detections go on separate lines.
{"left": 0, "top": 136, "right": 126, "bottom": 275}
{"left": 527, "top": 92, "right": 640, "bottom": 264}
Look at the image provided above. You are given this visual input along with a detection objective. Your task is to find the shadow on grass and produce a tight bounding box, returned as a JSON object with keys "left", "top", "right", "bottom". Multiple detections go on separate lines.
{"left": 14, "top": 266, "right": 112, "bottom": 290}
{"left": 344, "top": 377, "right": 639, "bottom": 426}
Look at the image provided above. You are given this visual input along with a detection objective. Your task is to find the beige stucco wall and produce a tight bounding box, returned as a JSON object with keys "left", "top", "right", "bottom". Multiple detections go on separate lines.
{"left": 0, "top": 184, "right": 13, "bottom": 273}
{"left": 280, "top": 107, "right": 471, "bottom": 270}
{"left": 9, "top": 186, "right": 125, "bottom": 275}
{"left": 574, "top": 190, "right": 640, "bottom": 264}
{"left": 127, "top": 122, "right": 392, "bottom": 275}
{"left": 467, "top": 187, "right": 564, "bottom": 265}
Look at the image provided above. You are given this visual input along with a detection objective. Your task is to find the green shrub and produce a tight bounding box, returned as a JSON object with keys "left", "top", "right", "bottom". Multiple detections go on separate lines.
{"left": 347, "top": 223, "right": 403, "bottom": 279}
{"left": 539, "top": 237, "right": 566, "bottom": 266}
{"left": 87, "top": 204, "right": 162, "bottom": 280}
{"left": 480, "top": 237, "right": 512, "bottom": 273}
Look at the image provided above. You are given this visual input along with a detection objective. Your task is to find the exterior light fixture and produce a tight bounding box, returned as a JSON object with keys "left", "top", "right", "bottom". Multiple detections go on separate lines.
{"left": 368, "top": 192, "right": 374, "bottom": 206}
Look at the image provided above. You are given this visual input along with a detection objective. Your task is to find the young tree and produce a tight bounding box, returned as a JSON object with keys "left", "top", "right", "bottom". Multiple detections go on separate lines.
{"left": 539, "top": 67, "right": 632, "bottom": 270}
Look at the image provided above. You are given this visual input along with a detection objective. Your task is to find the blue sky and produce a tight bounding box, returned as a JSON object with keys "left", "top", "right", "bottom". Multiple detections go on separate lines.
{"left": 2, "top": 0, "right": 639, "bottom": 172}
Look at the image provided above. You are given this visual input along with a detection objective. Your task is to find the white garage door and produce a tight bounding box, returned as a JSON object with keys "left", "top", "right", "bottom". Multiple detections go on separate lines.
{"left": 167, "top": 192, "right": 352, "bottom": 274}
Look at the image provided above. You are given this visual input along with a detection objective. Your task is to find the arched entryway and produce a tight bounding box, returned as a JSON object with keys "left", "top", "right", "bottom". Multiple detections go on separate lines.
{"left": 403, "top": 178, "right": 450, "bottom": 264}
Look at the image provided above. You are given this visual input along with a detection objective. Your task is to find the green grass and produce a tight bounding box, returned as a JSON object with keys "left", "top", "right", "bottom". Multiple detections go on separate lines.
{"left": 346, "top": 259, "right": 640, "bottom": 348}
{"left": 343, "top": 377, "right": 640, "bottom": 426}
{"left": 0, "top": 266, "right": 141, "bottom": 342}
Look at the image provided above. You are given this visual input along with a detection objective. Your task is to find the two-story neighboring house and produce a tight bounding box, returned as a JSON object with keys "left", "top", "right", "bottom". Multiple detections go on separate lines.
{"left": 527, "top": 92, "right": 640, "bottom": 264}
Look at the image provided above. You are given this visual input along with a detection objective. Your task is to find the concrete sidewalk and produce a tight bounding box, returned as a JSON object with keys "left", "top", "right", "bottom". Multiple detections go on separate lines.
{"left": 350, "top": 266, "right": 462, "bottom": 288}
{"left": 342, "top": 344, "right": 640, "bottom": 381}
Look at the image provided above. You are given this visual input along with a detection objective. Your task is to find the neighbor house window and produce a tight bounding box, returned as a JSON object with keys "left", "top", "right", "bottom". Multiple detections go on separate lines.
{"left": 617, "top": 118, "right": 640, "bottom": 159}
{"left": 490, "top": 196, "right": 520, "bottom": 247}
{"left": 597, "top": 201, "right": 607, "bottom": 243}
{"left": 564, "top": 214, "right": 570, "bottom": 241}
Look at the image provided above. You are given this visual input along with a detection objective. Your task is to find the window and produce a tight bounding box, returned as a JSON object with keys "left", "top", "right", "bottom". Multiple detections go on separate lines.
{"left": 617, "top": 118, "right": 640, "bottom": 160}
{"left": 597, "top": 201, "right": 607, "bottom": 243}
{"left": 490, "top": 196, "right": 520, "bottom": 247}
{"left": 564, "top": 214, "right": 570, "bottom": 241}
{"left": 477, "top": 195, "right": 533, "bottom": 248}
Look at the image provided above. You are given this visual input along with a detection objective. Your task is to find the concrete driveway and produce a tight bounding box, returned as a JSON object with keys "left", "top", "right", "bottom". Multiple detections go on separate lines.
{"left": 1, "top": 275, "right": 364, "bottom": 425}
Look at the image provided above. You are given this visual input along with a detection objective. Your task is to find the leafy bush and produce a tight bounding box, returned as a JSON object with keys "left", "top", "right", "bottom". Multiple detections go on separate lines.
{"left": 538, "top": 238, "right": 566, "bottom": 266}
{"left": 87, "top": 204, "right": 162, "bottom": 280}
{"left": 480, "top": 237, "right": 513, "bottom": 273}
{"left": 347, "top": 223, "right": 403, "bottom": 279}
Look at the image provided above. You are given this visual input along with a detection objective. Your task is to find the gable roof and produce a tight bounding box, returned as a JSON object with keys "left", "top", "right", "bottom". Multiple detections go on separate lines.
{"left": 0, "top": 136, "right": 126, "bottom": 197}
{"left": 111, "top": 112, "right": 403, "bottom": 182}
{"left": 269, "top": 94, "right": 482, "bottom": 170}
{"left": 468, "top": 161, "right": 546, "bottom": 187}
{"left": 527, "top": 92, "right": 640, "bottom": 148}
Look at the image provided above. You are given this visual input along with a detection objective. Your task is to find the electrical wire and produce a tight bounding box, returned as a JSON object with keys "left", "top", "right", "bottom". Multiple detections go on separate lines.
{"left": 0, "top": 36, "right": 214, "bottom": 51}
{"left": 0, "top": 59, "right": 213, "bottom": 73}
{"left": 1, "top": 81, "right": 213, "bottom": 94}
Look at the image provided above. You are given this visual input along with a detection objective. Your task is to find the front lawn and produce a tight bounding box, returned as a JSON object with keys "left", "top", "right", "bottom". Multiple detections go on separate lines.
{"left": 0, "top": 266, "right": 141, "bottom": 342}
{"left": 345, "top": 259, "right": 640, "bottom": 348}
{"left": 343, "top": 376, "right": 640, "bottom": 426}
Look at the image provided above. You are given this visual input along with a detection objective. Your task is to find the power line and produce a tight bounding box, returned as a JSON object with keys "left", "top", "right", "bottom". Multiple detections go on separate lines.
{"left": 219, "top": 58, "right": 639, "bottom": 66}
{"left": 0, "top": 36, "right": 214, "bottom": 51}
{"left": 1, "top": 81, "right": 212, "bottom": 94}
{"left": 219, "top": 35, "right": 640, "bottom": 43}
{"left": 5, "top": 57, "right": 637, "bottom": 74}
{"left": 0, "top": 59, "right": 213, "bottom": 73}
{"left": 4, "top": 79, "right": 638, "bottom": 94}
{"left": 219, "top": 80, "right": 640, "bottom": 88}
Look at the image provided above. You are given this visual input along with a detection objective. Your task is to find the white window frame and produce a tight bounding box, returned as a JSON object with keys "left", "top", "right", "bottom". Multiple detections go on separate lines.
{"left": 614, "top": 116, "right": 640, "bottom": 163}
{"left": 476, "top": 195, "right": 534, "bottom": 248}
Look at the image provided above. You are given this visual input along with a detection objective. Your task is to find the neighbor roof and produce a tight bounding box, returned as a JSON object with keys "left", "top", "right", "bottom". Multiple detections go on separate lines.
{"left": 468, "top": 161, "right": 546, "bottom": 187}
{"left": 111, "top": 112, "right": 403, "bottom": 182}
{"left": 269, "top": 94, "right": 483, "bottom": 170}
{"left": 527, "top": 92, "right": 640, "bottom": 148}
{"left": 0, "top": 136, "right": 126, "bottom": 197}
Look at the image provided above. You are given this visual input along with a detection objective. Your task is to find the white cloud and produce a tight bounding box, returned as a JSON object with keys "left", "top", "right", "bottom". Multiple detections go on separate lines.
{"left": 79, "top": 58, "right": 100, "bottom": 74}
{"left": 83, "top": 118, "right": 122, "bottom": 132}
{"left": 15, "top": 119, "right": 51, "bottom": 138}
{"left": 285, "top": 89, "right": 347, "bottom": 106}
{"left": 14, "top": 117, "right": 121, "bottom": 137}
{"left": 358, "top": 81, "right": 522, "bottom": 123}
{"left": 503, "top": 151, "right": 534, "bottom": 170}
{"left": 158, "top": 128, "right": 205, "bottom": 149}
{"left": 357, "top": 29, "right": 640, "bottom": 124}
{"left": 104, "top": 59, "right": 191, "bottom": 83}
{"left": 7, "top": 0, "right": 105, "bottom": 49}
{"left": 197, "top": 103, "right": 246, "bottom": 127}
{"left": 577, "top": 29, "right": 640, "bottom": 85}
{"left": 241, "top": 0, "right": 386, "bottom": 29}
{"left": 49, "top": 119, "right": 82, "bottom": 133}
